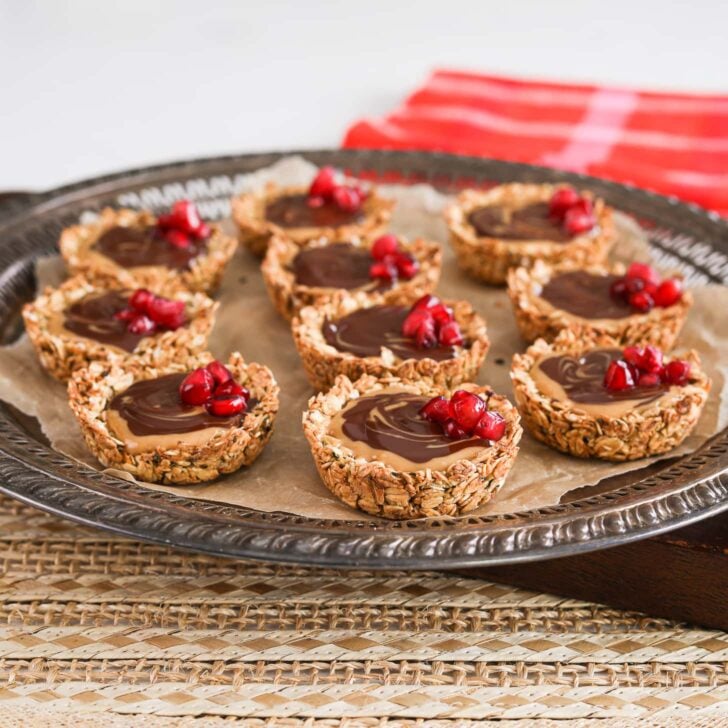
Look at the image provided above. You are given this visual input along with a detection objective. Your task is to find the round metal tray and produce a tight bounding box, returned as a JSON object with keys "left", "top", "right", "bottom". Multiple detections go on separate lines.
{"left": 0, "top": 149, "right": 726, "bottom": 568}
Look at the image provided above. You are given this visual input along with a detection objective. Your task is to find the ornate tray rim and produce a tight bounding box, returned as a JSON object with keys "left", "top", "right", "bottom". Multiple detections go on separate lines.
{"left": 0, "top": 148, "right": 726, "bottom": 569}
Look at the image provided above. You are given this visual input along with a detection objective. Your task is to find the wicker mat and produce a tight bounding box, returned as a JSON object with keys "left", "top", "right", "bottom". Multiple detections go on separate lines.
{"left": 0, "top": 493, "right": 727, "bottom": 725}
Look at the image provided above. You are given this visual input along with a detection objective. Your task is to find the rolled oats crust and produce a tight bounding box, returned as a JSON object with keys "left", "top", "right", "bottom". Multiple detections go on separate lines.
{"left": 510, "top": 329, "right": 711, "bottom": 462}
{"left": 506, "top": 260, "right": 693, "bottom": 346}
{"left": 59, "top": 207, "right": 238, "bottom": 294}
{"left": 292, "top": 293, "right": 490, "bottom": 392}
{"left": 302, "top": 374, "right": 522, "bottom": 520}
{"left": 231, "top": 182, "right": 395, "bottom": 256}
{"left": 67, "top": 352, "right": 279, "bottom": 484}
{"left": 261, "top": 234, "right": 442, "bottom": 321}
{"left": 22, "top": 275, "right": 218, "bottom": 382}
{"left": 445, "top": 184, "right": 616, "bottom": 285}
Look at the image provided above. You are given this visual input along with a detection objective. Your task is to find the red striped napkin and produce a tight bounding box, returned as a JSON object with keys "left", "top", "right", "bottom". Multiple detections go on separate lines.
{"left": 343, "top": 69, "right": 728, "bottom": 216}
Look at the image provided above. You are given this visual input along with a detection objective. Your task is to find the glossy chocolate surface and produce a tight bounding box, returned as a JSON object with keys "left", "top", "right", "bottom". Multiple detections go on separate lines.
{"left": 266, "top": 193, "right": 364, "bottom": 228}
{"left": 292, "top": 243, "right": 391, "bottom": 291}
{"left": 110, "top": 373, "right": 244, "bottom": 436}
{"left": 540, "top": 270, "right": 633, "bottom": 319}
{"left": 468, "top": 202, "right": 572, "bottom": 242}
{"left": 538, "top": 349, "right": 666, "bottom": 405}
{"left": 94, "top": 226, "right": 207, "bottom": 270}
{"left": 341, "top": 391, "right": 487, "bottom": 463}
{"left": 322, "top": 305, "right": 458, "bottom": 360}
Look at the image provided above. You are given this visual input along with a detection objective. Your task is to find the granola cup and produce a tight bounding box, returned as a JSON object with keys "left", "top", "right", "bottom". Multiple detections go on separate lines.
{"left": 68, "top": 352, "right": 279, "bottom": 485}
{"left": 511, "top": 329, "right": 711, "bottom": 462}
{"left": 292, "top": 293, "right": 490, "bottom": 392}
{"left": 446, "top": 184, "right": 616, "bottom": 285}
{"left": 262, "top": 234, "right": 442, "bottom": 321}
{"left": 507, "top": 260, "right": 693, "bottom": 347}
{"left": 232, "top": 181, "right": 395, "bottom": 256}
{"left": 59, "top": 207, "right": 238, "bottom": 294}
{"left": 302, "top": 373, "right": 522, "bottom": 520}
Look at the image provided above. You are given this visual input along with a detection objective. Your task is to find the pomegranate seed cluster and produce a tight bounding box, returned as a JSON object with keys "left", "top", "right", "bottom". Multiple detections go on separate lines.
{"left": 603, "top": 344, "right": 691, "bottom": 392}
{"left": 369, "top": 234, "right": 420, "bottom": 283}
{"left": 401, "top": 294, "right": 464, "bottom": 349}
{"left": 307, "top": 166, "right": 367, "bottom": 213}
{"left": 114, "top": 289, "right": 187, "bottom": 335}
{"left": 179, "top": 360, "right": 251, "bottom": 417}
{"left": 609, "top": 262, "right": 683, "bottom": 313}
{"left": 156, "top": 200, "right": 211, "bottom": 249}
{"left": 420, "top": 389, "right": 506, "bottom": 442}
{"left": 548, "top": 186, "right": 597, "bottom": 236}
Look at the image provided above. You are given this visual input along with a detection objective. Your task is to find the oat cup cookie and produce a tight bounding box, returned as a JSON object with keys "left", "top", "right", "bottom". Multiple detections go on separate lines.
{"left": 446, "top": 183, "right": 616, "bottom": 285}
{"left": 507, "top": 260, "right": 692, "bottom": 347}
{"left": 59, "top": 204, "right": 237, "bottom": 294}
{"left": 262, "top": 233, "right": 441, "bottom": 321}
{"left": 292, "top": 292, "right": 489, "bottom": 392}
{"left": 302, "top": 373, "right": 522, "bottom": 520}
{"left": 511, "top": 329, "right": 710, "bottom": 462}
{"left": 68, "top": 352, "right": 279, "bottom": 485}
{"left": 231, "top": 166, "right": 394, "bottom": 256}
{"left": 23, "top": 276, "right": 218, "bottom": 382}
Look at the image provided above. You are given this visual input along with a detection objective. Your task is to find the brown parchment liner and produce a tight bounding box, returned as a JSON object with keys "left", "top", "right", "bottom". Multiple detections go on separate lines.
{"left": 231, "top": 180, "right": 395, "bottom": 256}
{"left": 292, "top": 293, "right": 489, "bottom": 392}
{"left": 302, "top": 373, "right": 522, "bottom": 519}
{"left": 0, "top": 156, "right": 725, "bottom": 521}
{"left": 67, "top": 352, "right": 279, "bottom": 484}
{"left": 59, "top": 207, "right": 238, "bottom": 294}
{"left": 446, "top": 183, "right": 616, "bottom": 285}
{"left": 511, "top": 328, "right": 711, "bottom": 461}
{"left": 261, "top": 233, "right": 442, "bottom": 321}
{"left": 22, "top": 275, "right": 218, "bottom": 382}
{"left": 507, "top": 260, "right": 693, "bottom": 347}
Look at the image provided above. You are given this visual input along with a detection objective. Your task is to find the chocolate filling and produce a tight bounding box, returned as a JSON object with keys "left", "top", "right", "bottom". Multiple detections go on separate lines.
{"left": 540, "top": 270, "right": 633, "bottom": 320}
{"left": 468, "top": 202, "right": 572, "bottom": 242}
{"left": 109, "top": 373, "right": 246, "bottom": 437}
{"left": 265, "top": 193, "right": 364, "bottom": 228}
{"left": 94, "top": 226, "right": 207, "bottom": 270}
{"left": 340, "top": 391, "right": 488, "bottom": 463}
{"left": 538, "top": 349, "right": 666, "bottom": 405}
{"left": 63, "top": 291, "right": 146, "bottom": 352}
{"left": 292, "top": 243, "right": 391, "bottom": 291}
{"left": 322, "top": 306, "right": 459, "bottom": 361}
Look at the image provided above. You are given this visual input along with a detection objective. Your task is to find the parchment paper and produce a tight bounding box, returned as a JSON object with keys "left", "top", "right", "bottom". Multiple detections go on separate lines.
{"left": 0, "top": 157, "right": 726, "bottom": 520}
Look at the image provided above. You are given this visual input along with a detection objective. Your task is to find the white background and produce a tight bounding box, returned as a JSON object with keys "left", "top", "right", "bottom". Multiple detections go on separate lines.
{"left": 2, "top": 0, "right": 726, "bottom": 190}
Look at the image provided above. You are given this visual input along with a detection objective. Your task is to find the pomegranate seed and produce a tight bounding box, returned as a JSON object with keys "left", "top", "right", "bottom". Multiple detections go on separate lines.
{"left": 653, "top": 278, "right": 683, "bottom": 307}
{"left": 439, "top": 320, "right": 464, "bottom": 346}
{"left": 332, "top": 186, "right": 362, "bottom": 212}
{"left": 193, "top": 222, "right": 211, "bottom": 240}
{"left": 127, "top": 314, "right": 156, "bottom": 335}
{"left": 429, "top": 303, "right": 454, "bottom": 326}
{"left": 179, "top": 367, "right": 215, "bottom": 406}
{"left": 626, "top": 262, "right": 660, "bottom": 287}
{"left": 625, "top": 277, "right": 645, "bottom": 295}
{"left": 639, "top": 345, "right": 663, "bottom": 373}
{"left": 413, "top": 294, "right": 441, "bottom": 311}
{"left": 451, "top": 391, "right": 486, "bottom": 433}
{"left": 307, "top": 195, "right": 325, "bottom": 208}
{"left": 394, "top": 252, "right": 419, "bottom": 279}
{"left": 205, "top": 394, "right": 247, "bottom": 417}
{"left": 638, "top": 372, "right": 662, "bottom": 387}
{"left": 165, "top": 229, "right": 191, "bottom": 248}
{"left": 629, "top": 290, "right": 654, "bottom": 312}
{"left": 206, "top": 360, "right": 233, "bottom": 386}
{"left": 604, "top": 360, "right": 635, "bottom": 391}
{"left": 129, "top": 288, "right": 154, "bottom": 312}
{"left": 156, "top": 213, "right": 176, "bottom": 230}
{"left": 170, "top": 200, "right": 202, "bottom": 234}
{"left": 663, "top": 360, "right": 691, "bottom": 385}
{"left": 369, "top": 260, "right": 397, "bottom": 281}
{"left": 420, "top": 396, "right": 452, "bottom": 424}
{"left": 147, "top": 298, "right": 186, "bottom": 329}
{"left": 443, "top": 419, "right": 469, "bottom": 440}
{"left": 309, "top": 166, "right": 337, "bottom": 200}
{"left": 402, "top": 309, "right": 433, "bottom": 338}
{"left": 623, "top": 346, "right": 644, "bottom": 368}
{"left": 548, "top": 187, "right": 580, "bottom": 219}
{"left": 473, "top": 411, "right": 506, "bottom": 441}
{"left": 215, "top": 380, "right": 250, "bottom": 400}
{"left": 415, "top": 317, "right": 437, "bottom": 348}
{"left": 564, "top": 206, "right": 596, "bottom": 235}
{"left": 609, "top": 278, "right": 628, "bottom": 302}
{"left": 113, "top": 307, "right": 137, "bottom": 321}
{"left": 371, "top": 234, "right": 399, "bottom": 260}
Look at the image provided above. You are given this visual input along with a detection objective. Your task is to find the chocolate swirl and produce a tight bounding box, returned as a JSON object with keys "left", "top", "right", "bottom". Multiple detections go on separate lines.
{"left": 322, "top": 306, "right": 458, "bottom": 361}
{"left": 266, "top": 193, "right": 364, "bottom": 228}
{"left": 538, "top": 349, "right": 666, "bottom": 405}
{"left": 468, "top": 202, "right": 571, "bottom": 242}
{"left": 94, "top": 226, "right": 207, "bottom": 270}
{"left": 63, "top": 291, "right": 147, "bottom": 352}
{"left": 341, "top": 392, "right": 487, "bottom": 463}
{"left": 110, "top": 373, "right": 245, "bottom": 436}
{"left": 292, "top": 243, "right": 392, "bottom": 291}
{"left": 540, "top": 270, "right": 632, "bottom": 320}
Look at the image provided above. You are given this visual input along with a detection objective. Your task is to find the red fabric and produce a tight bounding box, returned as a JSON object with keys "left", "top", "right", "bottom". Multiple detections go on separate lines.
{"left": 343, "top": 69, "right": 728, "bottom": 216}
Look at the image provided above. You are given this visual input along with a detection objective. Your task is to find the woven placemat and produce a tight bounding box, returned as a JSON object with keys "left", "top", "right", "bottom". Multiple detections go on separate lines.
{"left": 0, "top": 493, "right": 727, "bottom": 724}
